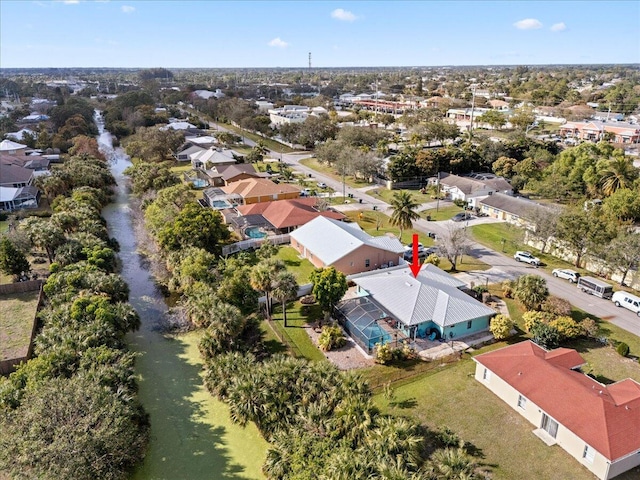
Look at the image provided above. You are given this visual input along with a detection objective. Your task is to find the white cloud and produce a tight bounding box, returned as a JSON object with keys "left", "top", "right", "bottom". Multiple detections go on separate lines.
{"left": 550, "top": 22, "right": 566, "bottom": 32}
{"left": 331, "top": 8, "right": 357, "bottom": 22}
{"left": 268, "top": 37, "right": 289, "bottom": 48}
{"left": 62, "top": 0, "right": 80, "bottom": 4}
{"left": 121, "top": 5, "right": 135, "bottom": 13}
{"left": 514, "top": 18, "right": 543, "bottom": 30}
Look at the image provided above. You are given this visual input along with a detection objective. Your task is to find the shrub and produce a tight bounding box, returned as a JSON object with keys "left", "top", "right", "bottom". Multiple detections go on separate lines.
{"left": 489, "top": 314, "right": 514, "bottom": 340}
{"left": 453, "top": 198, "right": 467, "bottom": 208}
{"left": 541, "top": 296, "right": 572, "bottom": 316}
{"left": 502, "top": 280, "right": 515, "bottom": 299}
{"left": 514, "top": 274, "right": 549, "bottom": 311}
{"left": 317, "top": 324, "right": 346, "bottom": 352}
{"left": 549, "top": 316, "right": 582, "bottom": 340}
{"left": 530, "top": 322, "right": 561, "bottom": 349}
{"left": 580, "top": 318, "right": 599, "bottom": 338}
{"left": 616, "top": 342, "right": 630, "bottom": 357}
{"left": 375, "top": 343, "right": 394, "bottom": 364}
{"left": 522, "top": 310, "right": 555, "bottom": 332}
{"left": 424, "top": 253, "right": 440, "bottom": 267}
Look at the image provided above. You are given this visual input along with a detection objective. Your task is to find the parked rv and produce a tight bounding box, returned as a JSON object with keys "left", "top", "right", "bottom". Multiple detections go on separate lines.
{"left": 611, "top": 291, "right": 640, "bottom": 316}
{"left": 577, "top": 276, "right": 613, "bottom": 299}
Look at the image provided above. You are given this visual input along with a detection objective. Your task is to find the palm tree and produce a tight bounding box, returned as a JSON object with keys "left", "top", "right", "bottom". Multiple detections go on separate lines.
{"left": 249, "top": 259, "right": 285, "bottom": 318}
{"left": 389, "top": 191, "right": 421, "bottom": 239}
{"left": 427, "top": 447, "right": 478, "bottom": 479}
{"left": 271, "top": 271, "right": 299, "bottom": 327}
{"left": 599, "top": 156, "right": 638, "bottom": 197}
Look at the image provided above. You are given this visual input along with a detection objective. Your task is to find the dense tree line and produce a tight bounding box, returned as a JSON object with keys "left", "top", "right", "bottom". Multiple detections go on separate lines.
{"left": 0, "top": 158, "right": 148, "bottom": 479}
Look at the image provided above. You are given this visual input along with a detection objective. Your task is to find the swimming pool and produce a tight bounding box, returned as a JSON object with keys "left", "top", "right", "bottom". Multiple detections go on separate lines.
{"left": 211, "top": 200, "right": 231, "bottom": 209}
{"left": 192, "top": 179, "right": 208, "bottom": 188}
{"left": 245, "top": 227, "right": 267, "bottom": 239}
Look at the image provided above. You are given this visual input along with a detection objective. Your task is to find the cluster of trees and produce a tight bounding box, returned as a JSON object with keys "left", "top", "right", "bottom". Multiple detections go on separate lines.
{"left": 0, "top": 165, "right": 148, "bottom": 479}
{"left": 103, "top": 91, "right": 167, "bottom": 137}
{"left": 503, "top": 275, "right": 597, "bottom": 349}
{"left": 123, "top": 126, "right": 185, "bottom": 163}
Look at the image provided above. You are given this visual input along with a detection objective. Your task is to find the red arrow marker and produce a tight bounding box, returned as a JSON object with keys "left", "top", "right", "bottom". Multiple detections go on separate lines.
{"left": 409, "top": 233, "right": 421, "bottom": 278}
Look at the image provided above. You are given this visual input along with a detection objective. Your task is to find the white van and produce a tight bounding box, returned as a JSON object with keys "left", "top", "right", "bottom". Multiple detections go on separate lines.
{"left": 611, "top": 291, "right": 640, "bottom": 316}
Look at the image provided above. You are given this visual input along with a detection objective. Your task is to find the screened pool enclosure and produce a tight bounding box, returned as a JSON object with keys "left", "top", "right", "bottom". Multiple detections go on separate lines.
{"left": 334, "top": 295, "right": 409, "bottom": 353}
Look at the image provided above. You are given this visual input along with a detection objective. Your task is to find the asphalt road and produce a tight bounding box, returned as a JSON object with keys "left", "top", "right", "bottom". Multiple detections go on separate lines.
{"left": 207, "top": 122, "right": 640, "bottom": 338}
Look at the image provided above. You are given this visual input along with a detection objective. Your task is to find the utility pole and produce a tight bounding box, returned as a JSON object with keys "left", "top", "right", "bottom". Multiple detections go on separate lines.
{"left": 436, "top": 171, "right": 441, "bottom": 212}
{"left": 468, "top": 85, "right": 476, "bottom": 141}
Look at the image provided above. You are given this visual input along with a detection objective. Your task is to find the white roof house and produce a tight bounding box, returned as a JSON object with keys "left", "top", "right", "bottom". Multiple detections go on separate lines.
{"left": 161, "top": 121, "right": 196, "bottom": 131}
{"left": 290, "top": 216, "right": 405, "bottom": 275}
{"left": 352, "top": 265, "right": 493, "bottom": 328}
{"left": 5, "top": 129, "right": 35, "bottom": 141}
{"left": 0, "top": 139, "right": 28, "bottom": 154}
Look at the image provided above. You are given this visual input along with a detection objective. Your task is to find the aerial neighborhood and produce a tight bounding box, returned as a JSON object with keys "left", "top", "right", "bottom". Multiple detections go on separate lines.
{"left": 1, "top": 5, "right": 640, "bottom": 478}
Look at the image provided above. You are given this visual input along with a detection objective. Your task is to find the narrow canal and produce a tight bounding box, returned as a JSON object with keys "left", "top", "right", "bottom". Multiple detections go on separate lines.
{"left": 98, "top": 115, "right": 267, "bottom": 480}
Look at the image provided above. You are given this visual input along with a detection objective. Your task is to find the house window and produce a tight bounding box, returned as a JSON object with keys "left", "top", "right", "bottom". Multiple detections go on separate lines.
{"left": 365, "top": 259, "right": 370, "bottom": 268}
{"left": 517, "top": 395, "right": 527, "bottom": 410}
{"left": 483, "top": 368, "right": 491, "bottom": 381}
{"left": 467, "top": 320, "right": 472, "bottom": 329}
{"left": 583, "top": 445, "right": 595, "bottom": 464}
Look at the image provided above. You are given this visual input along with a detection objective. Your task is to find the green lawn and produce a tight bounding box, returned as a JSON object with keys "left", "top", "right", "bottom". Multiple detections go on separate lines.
{"left": 269, "top": 301, "right": 326, "bottom": 362}
{"left": 298, "top": 158, "right": 373, "bottom": 188}
{"left": 0, "top": 290, "right": 40, "bottom": 362}
{"left": 469, "top": 222, "right": 596, "bottom": 276}
{"left": 368, "top": 188, "right": 436, "bottom": 206}
{"left": 419, "top": 204, "right": 465, "bottom": 221}
{"left": 275, "top": 246, "right": 316, "bottom": 284}
{"left": 217, "top": 124, "right": 297, "bottom": 153}
{"left": 374, "top": 358, "right": 640, "bottom": 480}
{"left": 0, "top": 220, "right": 8, "bottom": 233}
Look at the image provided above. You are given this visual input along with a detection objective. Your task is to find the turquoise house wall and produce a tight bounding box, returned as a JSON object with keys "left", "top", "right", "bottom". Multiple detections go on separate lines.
{"left": 441, "top": 315, "right": 492, "bottom": 340}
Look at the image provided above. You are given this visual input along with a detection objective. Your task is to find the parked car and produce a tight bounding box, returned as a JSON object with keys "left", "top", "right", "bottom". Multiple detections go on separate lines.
{"left": 317, "top": 182, "right": 327, "bottom": 188}
{"left": 513, "top": 251, "right": 541, "bottom": 266}
{"left": 611, "top": 291, "right": 640, "bottom": 316}
{"left": 552, "top": 268, "right": 580, "bottom": 283}
{"left": 451, "top": 212, "right": 471, "bottom": 222}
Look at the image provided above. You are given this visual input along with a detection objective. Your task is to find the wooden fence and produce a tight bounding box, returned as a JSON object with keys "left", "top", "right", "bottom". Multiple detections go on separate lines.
{"left": 222, "top": 233, "right": 290, "bottom": 256}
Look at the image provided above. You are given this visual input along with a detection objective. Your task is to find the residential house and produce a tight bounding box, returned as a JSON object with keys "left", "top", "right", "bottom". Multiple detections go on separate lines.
{"left": 236, "top": 197, "right": 345, "bottom": 234}
{"left": 559, "top": 121, "right": 640, "bottom": 144}
{"left": 5, "top": 129, "right": 36, "bottom": 142}
{"left": 335, "top": 264, "right": 496, "bottom": 351}
{"left": 289, "top": 216, "right": 405, "bottom": 275}
{"left": 176, "top": 144, "right": 206, "bottom": 162}
{"left": 191, "top": 148, "right": 242, "bottom": 170}
{"left": 0, "top": 159, "right": 34, "bottom": 188}
{"left": 0, "top": 139, "right": 28, "bottom": 156}
{"left": 474, "top": 341, "right": 640, "bottom": 480}
{"left": 435, "top": 172, "right": 513, "bottom": 208}
{"left": 593, "top": 111, "right": 625, "bottom": 122}
{"left": 0, "top": 185, "right": 40, "bottom": 212}
{"left": 478, "top": 193, "right": 552, "bottom": 227}
{"left": 201, "top": 164, "right": 263, "bottom": 187}
{"left": 221, "top": 177, "right": 300, "bottom": 205}
{"left": 489, "top": 99, "right": 510, "bottom": 111}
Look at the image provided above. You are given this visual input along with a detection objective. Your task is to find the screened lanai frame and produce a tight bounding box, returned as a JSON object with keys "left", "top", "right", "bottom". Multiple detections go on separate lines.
{"left": 334, "top": 296, "right": 394, "bottom": 353}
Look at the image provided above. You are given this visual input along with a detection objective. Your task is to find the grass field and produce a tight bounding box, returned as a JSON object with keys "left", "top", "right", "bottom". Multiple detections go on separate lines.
{"left": 269, "top": 301, "right": 326, "bottom": 362}
{"left": 298, "top": 158, "right": 372, "bottom": 188}
{"left": 0, "top": 220, "right": 8, "bottom": 233}
{"left": 217, "top": 124, "right": 297, "bottom": 154}
{"left": 0, "top": 290, "right": 39, "bottom": 362}
{"left": 368, "top": 188, "right": 435, "bottom": 206}
{"left": 275, "top": 246, "right": 316, "bottom": 284}
{"left": 373, "top": 357, "right": 639, "bottom": 480}
{"left": 419, "top": 204, "right": 465, "bottom": 221}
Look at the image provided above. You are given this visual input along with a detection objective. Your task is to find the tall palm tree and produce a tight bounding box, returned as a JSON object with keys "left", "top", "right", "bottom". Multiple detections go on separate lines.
{"left": 389, "top": 191, "right": 421, "bottom": 240}
{"left": 599, "top": 156, "right": 638, "bottom": 196}
{"left": 249, "top": 259, "right": 285, "bottom": 318}
{"left": 271, "top": 271, "right": 299, "bottom": 327}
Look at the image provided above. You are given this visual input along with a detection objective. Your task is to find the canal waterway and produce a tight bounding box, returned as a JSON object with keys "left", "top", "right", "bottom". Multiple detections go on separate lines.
{"left": 98, "top": 116, "right": 267, "bottom": 480}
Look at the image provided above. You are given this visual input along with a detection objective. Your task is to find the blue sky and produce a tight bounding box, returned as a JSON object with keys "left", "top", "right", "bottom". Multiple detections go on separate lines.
{"left": 1, "top": 1, "right": 638, "bottom": 68}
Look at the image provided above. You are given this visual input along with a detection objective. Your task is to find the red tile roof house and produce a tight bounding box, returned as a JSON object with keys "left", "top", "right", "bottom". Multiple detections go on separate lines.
{"left": 289, "top": 216, "right": 405, "bottom": 275}
{"left": 474, "top": 341, "right": 640, "bottom": 479}
{"left": 221, "top": 178, "right": 301, "bottom": 205}
{"left": 236, "top": 197, "right": 345, "bottom": 234}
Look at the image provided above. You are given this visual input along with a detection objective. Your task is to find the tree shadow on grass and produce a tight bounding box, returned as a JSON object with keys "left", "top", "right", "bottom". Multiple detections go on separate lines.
{"left": 128, "top": 298, "right": 262, "bottom": 480}
{"left": 389, "top": 398, "right": 418, "bottom": 409}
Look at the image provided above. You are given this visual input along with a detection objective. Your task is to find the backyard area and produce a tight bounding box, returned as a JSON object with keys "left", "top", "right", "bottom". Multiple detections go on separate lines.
{"left": 374, "top": 355, "right": 638, "bottom": 480}
{"left": 0, "top": 290, "right": 40, "bottom": 368}
{"left": 274, "top": 246, "right": 316, "bottom": 284}
{"left": 298, "top": 157, "right": 373, "bottom": 188}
